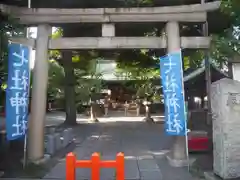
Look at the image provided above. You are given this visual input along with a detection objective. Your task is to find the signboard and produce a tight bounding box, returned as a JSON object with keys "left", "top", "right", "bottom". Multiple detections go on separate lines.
{"left": 160, "top": 50, "right": 187, "bottom": 136}
{"left": 6, "top": 43, "right": 30, "bottom": 140}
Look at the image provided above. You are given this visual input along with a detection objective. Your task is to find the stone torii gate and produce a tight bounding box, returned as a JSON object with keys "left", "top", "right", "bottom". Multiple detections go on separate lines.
{"left": 1, "top": 1, "right": 220, "bottom": 165}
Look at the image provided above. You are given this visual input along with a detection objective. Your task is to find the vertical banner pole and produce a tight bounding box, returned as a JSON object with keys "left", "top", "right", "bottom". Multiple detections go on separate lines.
{"left": 23, "top": 133, "right": 27, "bottom": 168}
{"left": 185, "top": 131, "right": 189, "bottom": 171}
{"left": 23, "top": 0, "right": 31, "bottom": 169}
{"left": 179, "top": 51, "right": 190, "bottom": 171}
{"left": 160, "top": 49, "right": 189, "bottom": 168}
{"left": 23, "top": 46, "right": 30, "bottom": 169}
{"left": 6, "top": 44, "right": 30, "bottom": 168}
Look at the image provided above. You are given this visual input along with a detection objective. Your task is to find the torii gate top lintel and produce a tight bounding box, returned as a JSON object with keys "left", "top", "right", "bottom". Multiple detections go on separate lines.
{"left": 0, "top": 1, "right": 220, "bottom": 24}
{"left": 2, "top": 1, "right": 221, "bottom": 50}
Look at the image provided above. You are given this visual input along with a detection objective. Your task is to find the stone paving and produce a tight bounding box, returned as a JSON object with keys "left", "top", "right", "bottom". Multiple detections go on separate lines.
{"left": 44, "top": 116, "right": 198, "bottom": 180}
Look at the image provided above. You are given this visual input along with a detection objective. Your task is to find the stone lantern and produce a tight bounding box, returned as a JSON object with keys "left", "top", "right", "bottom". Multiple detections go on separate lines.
{"left": 142, "top": 93, "right": 154, "bottom": 123}
{"left": 136, "top": 96, "right": 142, "bottom": 117}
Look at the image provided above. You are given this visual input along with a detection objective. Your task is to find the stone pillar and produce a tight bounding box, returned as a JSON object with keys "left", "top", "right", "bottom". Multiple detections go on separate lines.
{"left": 28, "top": 25, "right": 51, "bottom": 162}
{"left": 230, "top": 55, "right": 240, "bottom": 81}
{"left": 166, "top": 21, "right": 180, "bottom": 52}
{"left": 211, "top": 78, "right": 240, "bottom": 179}
{"left": 232, "top": 63, "right": 240, "bottom": 82}
{"left": 166, "top": 21, "right": 188, "bottom": 167}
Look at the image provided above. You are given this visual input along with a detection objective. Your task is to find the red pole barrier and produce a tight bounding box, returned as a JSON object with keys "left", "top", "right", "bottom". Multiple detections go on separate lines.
{"left": 91, "top": 153, "right": 100, "bottom": 180}
{"left": 116, "top": 152, "right": 124, "bottom": 180}
{"left": 66, "top": 152, "right": 124, "bottom": 180}
{"left": 66, "top": 152, "right": 76, "bottom": 180}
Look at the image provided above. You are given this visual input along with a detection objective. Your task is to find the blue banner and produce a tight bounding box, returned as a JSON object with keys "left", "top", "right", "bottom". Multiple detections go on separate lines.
{"left": 6, "top": 43, "right": 30, "bottom": 140}
{"left": 160, "top": 50, "right": 187, "bottom": 136}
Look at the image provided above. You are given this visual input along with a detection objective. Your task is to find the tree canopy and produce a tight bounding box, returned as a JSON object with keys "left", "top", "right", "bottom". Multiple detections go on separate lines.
{"left": 0, "top": 11, "right": 25, "bottom": 90}
{"left": 1, "top": 0, "right": 240, "bottom": 92}
{"left": 115, "top": 0, "right": 240, "bottom": 77}
{"left": 0, "top": 0, "right": 239, "bottom": 124}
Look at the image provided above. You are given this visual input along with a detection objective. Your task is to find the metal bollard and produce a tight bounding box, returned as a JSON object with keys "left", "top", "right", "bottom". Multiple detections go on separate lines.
{"left": 67, "top": 128, "right": 74, "bottom": 141}
{"left": 49, "top": 127, "right": 55, "bottom": 134}
{"left": 62, "top": 129, "right": 70, "bottom": 147}
{"left": 46, "top": 135, "right": 56, "bottom": 155}
{"left": 55, "top": 133, "right": 62, "bottom": 151}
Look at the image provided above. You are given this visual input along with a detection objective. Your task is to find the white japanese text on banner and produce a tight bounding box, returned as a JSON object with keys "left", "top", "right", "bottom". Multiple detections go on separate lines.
{"left": 160, "top": 50, "right": 187, "bottom": 136}
{"left": 6, "top": 43, "right": 30, "bottom": 140}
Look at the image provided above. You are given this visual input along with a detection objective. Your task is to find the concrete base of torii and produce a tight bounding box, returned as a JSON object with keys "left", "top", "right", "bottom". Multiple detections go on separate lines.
{"left": 166, "top": 136, "right": 192, "bottom": 167}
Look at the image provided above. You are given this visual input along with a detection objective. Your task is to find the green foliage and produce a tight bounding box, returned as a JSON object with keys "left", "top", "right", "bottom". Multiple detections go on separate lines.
{"left": 2, "top": 0, "right": 240, "bottom": 103}
{"left": 210, "top": 33, "right": 239, "bottom": 66}
{"left": 221, "top": 0, "right": 240, "bottom": 26}
{"left": 170, "top": 0, "right": 240, "bottom": 71}
{"left": 48, "top": 28, "right": 103, "bottom": 106}
{"left": 135, "top": 80, "right": 162, "bottom": 103}
{"left": 116, "top": 0, "right": 240, "bottom": 77}
{"left": 183, "top": 51, "right": 204, "bottom": 71}
{"left": 75, "top": 59, "right": 103, "bottom": 105}
{"left": 49, "top": 28, "right": 63, "bottom": 62}
{"left": 208, "top": 0, "right": 240, "bottom": 66}
{"left": 136, "top": 82, "right": 154, "bottom": 97}
{"left": 115, "top": 65, "right": 159, "bottom": 80}
{"left": 48, "top": 59, "right": 65, "bottom": 99}
{"left": 115, "top": 49, "right": 160, "bottom": 81}
{"left": 115, "top": 53, "right": 160, "bottom": 100}
{"left": 0, "top": 11, "right": 25, "bottom": 91}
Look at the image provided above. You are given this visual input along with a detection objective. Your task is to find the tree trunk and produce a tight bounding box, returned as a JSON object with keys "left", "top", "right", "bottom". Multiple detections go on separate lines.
{"left": 62, "top": 51, "right": 77, "bottom": 125}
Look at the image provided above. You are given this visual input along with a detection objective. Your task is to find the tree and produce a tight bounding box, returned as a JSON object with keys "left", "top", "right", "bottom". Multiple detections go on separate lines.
{"left": 221, "top": 0, "right": 240, "bottom": 26}
{"left": 214, "top": 0, "right": 240, "bottom": 63}
{"left": 75, "top": 59, "right": 103, "bottom": 106}
{"left": 3, "top": 0, "right": 239, "bottom": 119}
{"left": 49, "top": 28, "right": 105, "bottom": 124}
{"left": 47, "top": 59, "right": 65, "bottom": 101}
{"left": 48, "top": 29, "right": 65, "bottom": 100}
{"left": 0, "top": 10, "right": 25, "bottom": 106}
{"left": 189, "top": 0, "right": 240, "bottom": 70}
{"left": 115, "top": 0, "right": 240, "bottom": 77}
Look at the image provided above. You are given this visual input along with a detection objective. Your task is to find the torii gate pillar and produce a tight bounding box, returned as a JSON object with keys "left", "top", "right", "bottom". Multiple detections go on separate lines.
{"left": 28, "top": 24, "right": 51, "bottom": 162}
{"left": 166, "top": 21, "right": 188, "bottom": 167}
